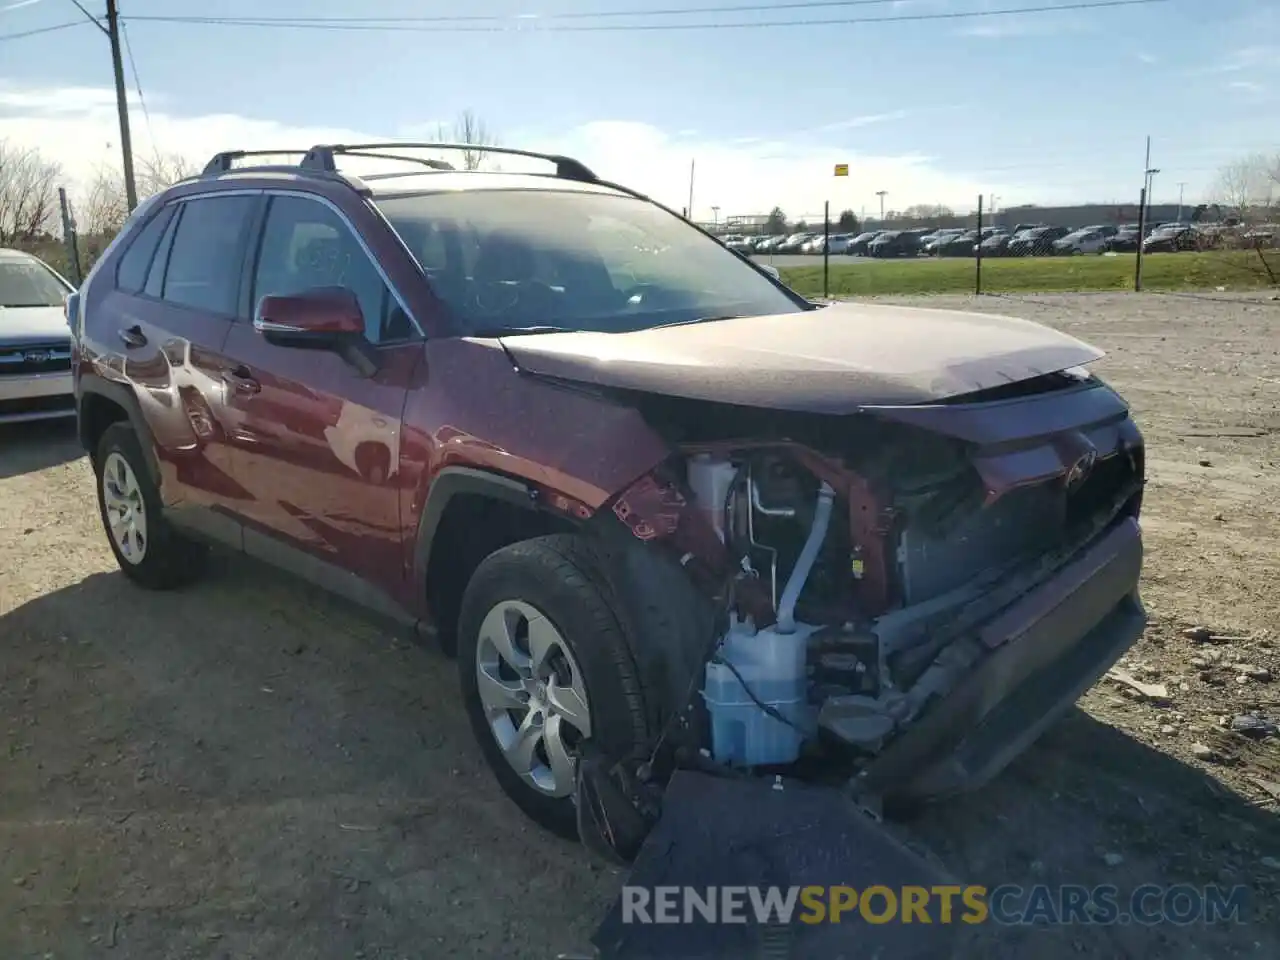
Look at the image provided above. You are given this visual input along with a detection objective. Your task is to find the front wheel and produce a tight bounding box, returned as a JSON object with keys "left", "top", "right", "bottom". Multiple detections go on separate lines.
{"left": 457, "top": 535, "right": 651, "bottom": 838}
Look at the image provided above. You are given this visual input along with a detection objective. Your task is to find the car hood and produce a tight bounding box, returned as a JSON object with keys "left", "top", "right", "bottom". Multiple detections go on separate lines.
{"left": 499, "top": 302, "right": 1104, "bottom": 412}
{"left": 0, "top": 305, "right": 69, "bottom": 344}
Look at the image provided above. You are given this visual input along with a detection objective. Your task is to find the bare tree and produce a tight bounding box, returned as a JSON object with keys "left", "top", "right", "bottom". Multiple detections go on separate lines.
{"left": 435, "top": 109, "right": 498, "bottom": 170}
{"left": 1211, "top": 153, "right": 1280, "bottom": 219}
{"left": 77, "top": 151, "right": 196, "bottom": 236}
{"left": 0, "top": 140, "right": 62, "bottom": 245}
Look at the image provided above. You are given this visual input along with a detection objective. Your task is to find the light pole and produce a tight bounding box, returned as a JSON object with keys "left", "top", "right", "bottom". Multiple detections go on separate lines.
{"left": 876, "top": 190, "right": 887, "bottom": 224}
{"left": 1144, "top": 167, "right": 1160, "bottom": 224}
{"left": 1176, "top": 182, "right": 1186, "bottom": 222}
{"left": 711, "top": 205, "right": 720, "bottom": 229}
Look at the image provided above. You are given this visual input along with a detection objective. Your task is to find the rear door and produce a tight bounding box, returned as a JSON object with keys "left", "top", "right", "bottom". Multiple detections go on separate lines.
{"left": 103, "top": 192, "right": 261, "bottom": 544}
{"left": 220, "top": 191, "right": 423, "bottom": 598}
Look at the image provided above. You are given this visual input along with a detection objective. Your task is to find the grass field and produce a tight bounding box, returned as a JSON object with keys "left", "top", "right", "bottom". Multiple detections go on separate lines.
{"left": 779, "top": 250, "right": 1278, "bottom": 297}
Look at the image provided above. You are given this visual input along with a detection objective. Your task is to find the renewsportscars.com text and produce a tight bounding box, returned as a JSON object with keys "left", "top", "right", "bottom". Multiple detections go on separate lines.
{"left": 621, "top": 884, "right": 1250, "bottom": 926}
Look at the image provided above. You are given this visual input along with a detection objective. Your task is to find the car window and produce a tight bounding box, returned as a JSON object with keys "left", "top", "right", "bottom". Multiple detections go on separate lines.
{"left": 144, "top": 208, "right": 180, "bottom": 299}
{"left": 375, "top": 189, "right": 804, "bottom": 335}
{"left": 252, "top": 195, "right": 406, "bottom": 343}
{"left": 115, "top": 206, "right": 174, "bottom": 294}
{"left": 161, "top": 196, "right": 255, "bottom": 315}
{"left": 0, "top": 257, "right": 69, "bottom": 308}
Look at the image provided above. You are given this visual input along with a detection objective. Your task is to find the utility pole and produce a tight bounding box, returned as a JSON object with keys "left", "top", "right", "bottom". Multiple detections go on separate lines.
{"left": 711, "top": 205, "right": 720, "bottom": 229}
{"left": 106, "top": 0, "right": 138, "bottom": 211}
{"left": 876, "top": 189, "right": 887, "bottom": 224}
{"left": 687, "top": 158, "right": 695, "bottom": 222}
{"left": 1176, "top": 182, "right": 1186, "bottom": 222}
{"left": 70, "top": 1, "right": 137, "bottom": 212}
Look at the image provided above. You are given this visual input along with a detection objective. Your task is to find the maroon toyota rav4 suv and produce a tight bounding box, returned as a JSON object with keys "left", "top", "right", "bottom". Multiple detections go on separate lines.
{"left": 71, "top": 143, "right": 1145, "bottom": 851}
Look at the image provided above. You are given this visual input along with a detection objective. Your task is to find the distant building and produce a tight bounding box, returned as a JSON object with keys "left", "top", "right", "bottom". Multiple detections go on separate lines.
{"left": 992, "top": 203, "right": 1188, "bottom": 229}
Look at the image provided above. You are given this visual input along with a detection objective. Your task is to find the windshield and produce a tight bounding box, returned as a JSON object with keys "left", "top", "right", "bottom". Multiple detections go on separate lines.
{"left": 375, "top": 189, "right": 805, "bottom": 335}
{"left": 0, "top": 258, "right": 69, "bottom": 308}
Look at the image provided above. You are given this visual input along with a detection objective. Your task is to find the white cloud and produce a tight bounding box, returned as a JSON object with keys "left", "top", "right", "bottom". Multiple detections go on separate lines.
{"left": 0, "top": 79, "right": 999, "bottom": 220}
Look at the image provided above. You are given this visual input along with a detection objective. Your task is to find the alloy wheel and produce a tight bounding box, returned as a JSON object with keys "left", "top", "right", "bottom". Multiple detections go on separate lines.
{"left": 102, "top": 451, "right": 148, "bottom": 564}
{"left": 474, "top": 599, "right": 592, "bottom": 798}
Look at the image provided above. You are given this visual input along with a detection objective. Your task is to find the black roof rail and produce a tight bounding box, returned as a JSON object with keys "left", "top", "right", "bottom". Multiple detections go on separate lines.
{"left": 201, "top": 149, "right": 312, "bottom": 175}
{"left": 300, "top": 142, "right": 598, "bottom": 183}
{"left": 322, "top": 149, "right": 457, "bottom": 173}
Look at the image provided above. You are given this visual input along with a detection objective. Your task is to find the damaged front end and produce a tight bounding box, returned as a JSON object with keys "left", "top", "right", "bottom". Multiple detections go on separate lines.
{"left": 576, "top": 366, "right": 1146, "bottom": 863}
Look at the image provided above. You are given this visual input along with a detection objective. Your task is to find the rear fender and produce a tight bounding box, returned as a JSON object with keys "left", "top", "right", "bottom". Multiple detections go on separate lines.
{"left": 76, "top": 376, "right": 162, "bottom": 489}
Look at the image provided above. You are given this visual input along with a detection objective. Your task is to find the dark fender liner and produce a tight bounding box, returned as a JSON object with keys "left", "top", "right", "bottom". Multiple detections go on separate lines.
{"left": 411, "top": 465, "right": 543, "bottom": 588}
{"left": 76, "top": 377, "right": 163, "bottom": 488}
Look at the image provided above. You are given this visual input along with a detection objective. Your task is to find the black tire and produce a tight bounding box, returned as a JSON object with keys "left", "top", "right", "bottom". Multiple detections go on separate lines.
{"left": 94, "top": 422, "right": 206, "bottom": 589}
{"left": 457, "top": 535, "right": 651, "bottom": 838}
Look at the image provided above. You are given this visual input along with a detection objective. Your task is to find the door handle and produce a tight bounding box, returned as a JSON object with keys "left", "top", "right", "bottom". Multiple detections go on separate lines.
{"left": 221, "top": 366, "right": 261, "bottom": 395}
{"left": 117, "top": 325, "right": 147, "bottom": 348}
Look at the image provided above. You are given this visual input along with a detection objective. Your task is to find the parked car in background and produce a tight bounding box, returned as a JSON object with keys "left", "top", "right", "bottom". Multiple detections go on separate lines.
{"left": 867, "top": 230, "right": 922, "bottom": 258}
{"left": 1102, "top": 224, "right": 1144, "bottom": 253}
{"left": 932, "top": 231, "right": 978, "bottom": 256}
{"left": 754, "top": 235, "right": 786, "bottom": 253}
{"left": 1142, "top": 224, "right": 1199, "bottom": 253}
{"left": 722, "top": 235, "right": 755, "bottom": 254}
{"left": 846, "top": 230, "right": 883, "bottom": 255}
{"left": 777, "top": 232, "right": 815, "bottom": 253}
{"left": 0, "top": 248, "right": 77, "bottom": 424}
{"left": 978, "top": 231, "right": 1016, "bottom": 257}
{"left": 1006, "top": 226, "right": 1071, "bottom": 257}
{"left": 922, "top": 228, "right": 967, "bottom": 255}
{"left": 1053, "top": 225, "right": 1118, "bottom": 255}
{"left": 935, "top": 227, "right": 1002, "bottom": 257}
{"left": 803, "top": 233, "right": 855, "bottom": 255}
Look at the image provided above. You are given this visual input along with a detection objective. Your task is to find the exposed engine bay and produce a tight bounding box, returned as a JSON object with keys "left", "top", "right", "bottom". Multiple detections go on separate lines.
{"left": 603, "top": 372, "right": 1148, "bottom": 782}
{"left": 572, "top": 371, "right": 1146, "bottom": 871}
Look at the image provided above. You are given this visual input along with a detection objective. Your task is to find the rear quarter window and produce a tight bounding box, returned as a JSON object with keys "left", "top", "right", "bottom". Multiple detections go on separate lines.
{"left": 114, "top": 206, "right": 175, "bottom": 293}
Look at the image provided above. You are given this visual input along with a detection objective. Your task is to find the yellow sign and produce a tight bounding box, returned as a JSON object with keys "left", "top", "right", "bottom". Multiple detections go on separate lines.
{"left": 834, "top": 163, "right": 849, "bottom": 177}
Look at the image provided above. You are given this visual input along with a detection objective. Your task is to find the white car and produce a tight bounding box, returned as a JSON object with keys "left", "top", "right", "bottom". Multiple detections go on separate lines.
{"left": 0, "top": 249, "right": 76, "bottom": 424}
{"left": 802, "top": 233, "right": 854, "bottom": 254}
{"left": 1052, "top": 226, "right": 1116, "bottom": 255}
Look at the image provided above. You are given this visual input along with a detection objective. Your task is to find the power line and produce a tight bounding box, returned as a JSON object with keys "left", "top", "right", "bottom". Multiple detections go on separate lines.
{"left": 124, "top": 0, "right": 1173, "bottom": 34}
{"left": 0, "top": 19, "right": 85, "bottom": 41}
{"left": 120, "top": 0, "right": 993, "bottom": 25}
{"left": 120, "top": 21, "right": 156, "bottom": 152}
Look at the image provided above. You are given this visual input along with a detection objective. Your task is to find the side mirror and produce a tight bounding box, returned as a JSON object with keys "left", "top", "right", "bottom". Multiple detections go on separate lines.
{"left": 254, "top": 286, "right": 365, "bottom": 347}
{"left": 254, "top": 286, "right": 378, "bottom": 376}
{"left": 760, "top": 263, "right": 781, "bottom": 281}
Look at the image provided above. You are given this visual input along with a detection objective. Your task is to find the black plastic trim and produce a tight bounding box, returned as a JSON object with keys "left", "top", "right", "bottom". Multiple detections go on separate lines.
{"left": 411, "top": 465, "right": 544, "bottom": 588}
{"left": 76, "top": 377, "right": 161, "bottom": 486}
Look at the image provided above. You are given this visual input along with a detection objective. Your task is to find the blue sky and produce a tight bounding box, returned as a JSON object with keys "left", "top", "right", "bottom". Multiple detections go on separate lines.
{"left": 1, "top": 0, "right": 1277, "bottom": 220}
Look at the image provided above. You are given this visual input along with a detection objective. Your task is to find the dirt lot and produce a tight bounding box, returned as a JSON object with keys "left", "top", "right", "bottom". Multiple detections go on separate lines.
{"left": 2, "top": 291, "right": 1279, "bottom": 960}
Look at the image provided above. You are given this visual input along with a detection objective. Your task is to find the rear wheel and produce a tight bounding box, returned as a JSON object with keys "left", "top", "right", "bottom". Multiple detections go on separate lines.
{"left": 457, "top": 535, "right": 651, "bottom": 837}
{"left": 94, "top": 423, "right": 206, "bottom": 589}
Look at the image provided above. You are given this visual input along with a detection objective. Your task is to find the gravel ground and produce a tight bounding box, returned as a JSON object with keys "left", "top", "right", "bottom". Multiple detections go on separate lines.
{"left": 2, "top": 291, "right": 1279, "bottom": 959}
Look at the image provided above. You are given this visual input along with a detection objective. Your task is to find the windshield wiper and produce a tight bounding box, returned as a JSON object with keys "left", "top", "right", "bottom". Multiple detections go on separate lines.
{"left": 466, "top": 324, "right": 575, "bottom": 338}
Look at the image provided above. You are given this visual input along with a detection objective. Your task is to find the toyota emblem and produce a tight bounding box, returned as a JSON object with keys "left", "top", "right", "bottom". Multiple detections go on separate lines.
{"left": 23, "top": 350, "right": 50, "bottom": 364}
{"left": 1065, "top": 450, "right": 1097, "bottom": 488}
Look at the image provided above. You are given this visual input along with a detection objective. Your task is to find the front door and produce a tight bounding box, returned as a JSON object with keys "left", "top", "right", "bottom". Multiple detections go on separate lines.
{"left": 220, "top": 192, "right": 423, "bottom": 601}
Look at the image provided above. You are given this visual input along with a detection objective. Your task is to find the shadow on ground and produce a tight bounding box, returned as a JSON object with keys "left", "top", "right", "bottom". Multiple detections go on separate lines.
{"left": 0, "top": 420, "right": 81, "bottom": 480}
{"left": 0, "top": 565, "right": 1277, "bottom": 959}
